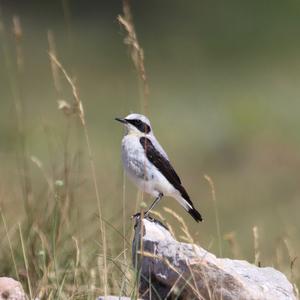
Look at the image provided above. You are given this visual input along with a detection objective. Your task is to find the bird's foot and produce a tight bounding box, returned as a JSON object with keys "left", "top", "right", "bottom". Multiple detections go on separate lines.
{"left": 131, "top": 211, "right": 150, "bottom": 220}
{"left": 131, "top": 212, "right": 141, "bottom": 219}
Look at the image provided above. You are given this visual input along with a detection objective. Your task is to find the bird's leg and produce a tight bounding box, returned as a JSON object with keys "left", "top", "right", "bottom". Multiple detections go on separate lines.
{"left": 131, "top": 193, "right": 163, "bottom": 219}
{"left": 144, "top": 193, "right": 163, "bottom": 217}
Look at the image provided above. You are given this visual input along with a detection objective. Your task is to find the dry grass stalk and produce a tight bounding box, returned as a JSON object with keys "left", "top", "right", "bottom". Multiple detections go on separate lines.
{"left": 186, "top": 259, "right": 203, "bottom": 299}
{"left": 1, "top": 13, "right": 34, "bottom": 218}
{"left": 12, "top": 16, "right": 23, "bottom": 71}
{"left": 118, "top": 0, "right": 149, "bottom": 216}
{"left": 118, "top": 0, "right": 149, "bottom": 114}
{"left": 90, "top": 268, "right": 96, "bottom": 297}
{"left": 71, "top": 236, "right": 80, "bottom": 298}
{"left": 48, "top": 52, "right": 108, "bottom": 295}
{"left": 19, "top": 223, "right": 33, "bottom": 299}
{"left": 48, "top": 30, "right": 62, "bottom": 96}
{"left": 61, "top": 0, "right": 73, "bottom": 48}
{"left": 165, "top": 268, "right": 186, "bottom": 299}
{"left": 223, "top": 231, "right": 241, "bottom": 259}
{"left": 204, "top": 175, "right": 222, "bottom": 257}
{"left": 160, "top": 206, "right": 220, "bottom": 299}
{"left": 149, "top": 210, "right": 164, "bottom": 221}
{"left": 282, "top": 238, "right": 294, "bottom": 279}
{"left": 0, "top": 209, "right": 19, "bottom": 281}
{"left": 163, "top": 207, "right": 194, "bottom": 243}
{"left": 48, "top": 53, "right": 85, "bottom": 124}
{"left": 253, "top": 226, "right": 260, "bottom": 266}
{"left": 147, "top": 210, "right": 176, "bottom": 237}
{"left": 278, "top": 236, "right": 299, "bottom": 297}
{"left": 30, "top": 155, "right": 54, "bottom": 194}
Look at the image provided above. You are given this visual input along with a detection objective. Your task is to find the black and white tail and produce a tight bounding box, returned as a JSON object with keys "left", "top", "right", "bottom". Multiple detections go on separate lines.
{"left": 188, "top": 206, "right": 203, "bottom": 222}
{"left": 176, "top": 186, "right": 203, "bottom": 223}
{"left": 139, "top": 137, "right": 203, "bottom": 222}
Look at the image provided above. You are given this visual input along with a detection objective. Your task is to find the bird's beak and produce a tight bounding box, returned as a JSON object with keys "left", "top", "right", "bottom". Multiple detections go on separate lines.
{"left": 115, "top": 117, "right": 127, "bottom": 124}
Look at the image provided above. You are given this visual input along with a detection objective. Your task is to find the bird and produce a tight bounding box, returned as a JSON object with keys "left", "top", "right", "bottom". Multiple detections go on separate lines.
{"left": 115, "top": 113, "right": 203, "bottom": 222}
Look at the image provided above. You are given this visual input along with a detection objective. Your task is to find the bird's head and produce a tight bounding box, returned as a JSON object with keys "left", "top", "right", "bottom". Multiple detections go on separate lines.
{"left": 115, "top": 113, "right": 152, "bottom": 135}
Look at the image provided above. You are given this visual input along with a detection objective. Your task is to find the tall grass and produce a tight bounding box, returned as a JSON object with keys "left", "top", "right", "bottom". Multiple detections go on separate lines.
{"left": 0, "top": 2, "right": 299, "bottom": 299}
{"left": 48, "top": 51, "right": 108, "bottom": 296}
{"left": 118, "top": 0, "right": 149, "bottom": 115}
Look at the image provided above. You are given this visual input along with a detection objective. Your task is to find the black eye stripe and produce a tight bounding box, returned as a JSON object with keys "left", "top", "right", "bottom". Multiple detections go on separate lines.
{"left": 126, "top": 119, "right": 151, "bottom": 133}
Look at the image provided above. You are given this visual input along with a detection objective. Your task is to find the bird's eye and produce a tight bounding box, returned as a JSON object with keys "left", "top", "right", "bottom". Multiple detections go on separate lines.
{"left": 127, "top": 119, "right": 151, "bottom": 133}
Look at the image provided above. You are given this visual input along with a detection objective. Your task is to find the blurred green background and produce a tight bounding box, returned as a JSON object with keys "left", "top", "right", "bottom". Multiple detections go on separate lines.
{"left": 1, "top": 0, "right": 300, "bottom": 290}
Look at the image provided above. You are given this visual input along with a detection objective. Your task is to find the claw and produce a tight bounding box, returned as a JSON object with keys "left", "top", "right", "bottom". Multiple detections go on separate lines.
{"left": 131, "top": 212, "right": 141, "bottom": 219}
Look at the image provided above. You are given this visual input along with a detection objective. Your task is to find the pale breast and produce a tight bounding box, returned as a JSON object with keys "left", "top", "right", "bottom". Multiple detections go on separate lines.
{"left": 121, "top": 135, "right": 152, "bottom": 181}
{"left": 121, "top": 135, "right": 178, "bottom": 198}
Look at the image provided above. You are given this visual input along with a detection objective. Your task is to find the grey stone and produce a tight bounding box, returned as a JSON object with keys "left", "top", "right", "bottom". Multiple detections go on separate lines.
{"left": 0, "top": 277, "right": 26, "bottom": 300}
{"left": 132, "top": 217, "right": 297, "bottom": 300}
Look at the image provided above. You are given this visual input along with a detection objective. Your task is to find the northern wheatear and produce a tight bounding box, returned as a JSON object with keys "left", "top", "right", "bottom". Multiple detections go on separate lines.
{"left": 116, "top": 113, "right": 202, "bottom": 222}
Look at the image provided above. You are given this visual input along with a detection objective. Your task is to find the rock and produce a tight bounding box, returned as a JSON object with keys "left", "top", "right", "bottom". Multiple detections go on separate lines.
{"left": 0, "top": 277, "right": 26, "bottom": 300}
{"left": 132, "top": 217, "right": 297, "bottom": 300}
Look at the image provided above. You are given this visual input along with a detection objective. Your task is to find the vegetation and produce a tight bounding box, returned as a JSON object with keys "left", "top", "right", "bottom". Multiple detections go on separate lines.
{"left": 0, "top": 1, "right": 299, "bottom": 298}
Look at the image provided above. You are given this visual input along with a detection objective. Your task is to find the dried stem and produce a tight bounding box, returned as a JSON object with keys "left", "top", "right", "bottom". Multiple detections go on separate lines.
{"left": 48, "top": 30, "right": 62, "bottom": 96}
{"left": 12, "top": 16, "right": 33, "bottom": 216}
{"left": 48, "top": 52, "right": 108, "bottom": 295}
{"left": 118, "top": 0, "right": 149, "bottom": 114}
{"left": 163, "top": 207, "right": 194, "bottom": 243}
{"left": 253, "top": 226, "right": 260, "bottom": 266}
{"left": 204, "top": 175, "right": 222, "bottom": 257}
{"left": 1, "top": 209, "right": 19, "bottom": 281}
{"left": 19, "top": 223, "right": 33, "bottom": 299}
{"left": 0, "top": 13, "right": 33, "bottom": 219}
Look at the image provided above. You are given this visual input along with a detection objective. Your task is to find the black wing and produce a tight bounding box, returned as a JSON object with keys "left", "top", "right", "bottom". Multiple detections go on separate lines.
{"left": 140, "top": 137, "right": 203, "bottom": 222}
{"left": 140, "top": 137, "right": 192, "bottom": 205}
